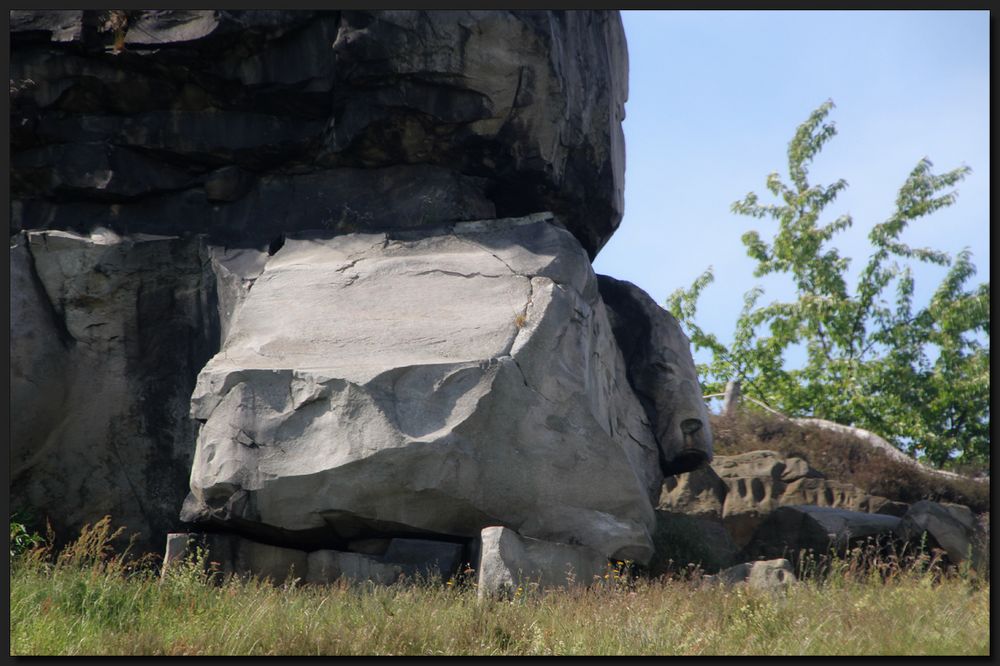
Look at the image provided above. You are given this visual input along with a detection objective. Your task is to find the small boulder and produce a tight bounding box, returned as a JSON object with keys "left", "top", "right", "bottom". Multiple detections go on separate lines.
{"left": 894, "top": 500, "right": 984, "bottom": 568}
{"left": 705, "top": 558, "right": 797, "bottom": 590}
{"left": 477, "top": 526, "right": 608, "bottom": 599}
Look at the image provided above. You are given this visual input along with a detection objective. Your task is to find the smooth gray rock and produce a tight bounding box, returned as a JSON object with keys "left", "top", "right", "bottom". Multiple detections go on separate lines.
{"left": 597, "top": 276, "right": 713, "bottom": 476}
{"left": 160, "top": 532, "right": 195, "bottom": 577}
{"left": 182, "top": 216, "right": 660, "bottom": 562}
{"left": 10, "top": 230, "right": 219, "bottom": 553}
{"left": 477, "top": 526, "right": 608, "bottom": 598}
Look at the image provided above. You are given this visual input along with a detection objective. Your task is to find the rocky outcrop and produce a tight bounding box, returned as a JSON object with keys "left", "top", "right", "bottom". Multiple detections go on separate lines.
{"left": 477, "top": 526, "right": 608, "bottom": 598}
{"left": 598, "top": 276, "right": 713, "bottom": 476}
{"left": 11, "top": 9, "right": 719, "bottom": 578}
{"left": 181, "top": 216, "right": 663, "bottom": 563}
{"left": 660, "top": 450, "right": 907, "bottom": 549}
{"left": 11, "top": 230, "right": 218, "bottom": 551}
{"left": 10, "top": 10, "right": 627, "bottom": 258}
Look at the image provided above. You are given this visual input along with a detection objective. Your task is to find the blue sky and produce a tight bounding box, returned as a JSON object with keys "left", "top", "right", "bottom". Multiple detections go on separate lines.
{"left": 593, "top": 10, "right": 990, "bottom": 371}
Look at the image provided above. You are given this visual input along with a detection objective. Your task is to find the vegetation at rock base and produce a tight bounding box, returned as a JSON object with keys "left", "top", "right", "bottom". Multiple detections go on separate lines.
{"left": 667, "top": 100, "right": 989, "bottom": 470}
{"left": 9, "top": 517, "right": 989, "bottom": 656}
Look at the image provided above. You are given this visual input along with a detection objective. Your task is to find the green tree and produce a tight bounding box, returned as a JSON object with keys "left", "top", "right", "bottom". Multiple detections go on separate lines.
{"left": 667, "top": 100, "right": 989, "bottom": 469}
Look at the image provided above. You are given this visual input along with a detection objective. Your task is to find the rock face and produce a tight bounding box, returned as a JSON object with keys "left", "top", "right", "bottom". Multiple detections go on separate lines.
{"left": 10, "top": 230, "right": 218, "bottom": 551}
{"left": 895, "top": 500, "right": 986, "bottom": 569}
{"left": 181, "top": 216, "right": 663, "bottom": 563}
{"left": 661, "top": 450, "right": 906, "bottom": 549}
{"left": 598, "top": 276, "right": 713, "bottom": 476}
{"left": 650, "top": 511, "right": 739, "bottom": 574}
{"left": 10, "top": 10, "right": 627, "bottom": 258}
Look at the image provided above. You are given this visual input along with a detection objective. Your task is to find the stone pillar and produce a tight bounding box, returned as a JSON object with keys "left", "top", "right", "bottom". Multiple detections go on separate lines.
{"left": 722, "top": 380, "right": 742, "bottom": 417}
{"left": 160, "top": 532, "right": 195, "bottom": 577}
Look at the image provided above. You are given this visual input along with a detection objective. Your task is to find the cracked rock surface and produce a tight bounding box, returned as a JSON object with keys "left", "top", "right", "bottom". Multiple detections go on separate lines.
{"left": 11, "top": 9, "right": 627, "bottom": 258}
{"left": 183, "top": 216, "right": 661, "bottom": 562}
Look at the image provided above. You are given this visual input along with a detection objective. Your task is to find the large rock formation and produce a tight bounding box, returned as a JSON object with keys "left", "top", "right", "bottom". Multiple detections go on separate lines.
{"left": 660, "top": 450, "right": 907, "bottom": 550}
{"left": 11, "top": 9, "right": 715, "bottom": 574}
{"left": 10, "top": 9, "right": 626, "bottom": 258}
{"left": 181, "top": 216, "right": 663, "bottom": 562}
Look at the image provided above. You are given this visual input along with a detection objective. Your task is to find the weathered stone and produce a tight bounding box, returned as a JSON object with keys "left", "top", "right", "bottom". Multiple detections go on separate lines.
{"left": 9, "top": 10, "right": 84, "bottom": 42}
{"left": 182, "top": 216, "right": 660, "bottom": 562}
{"left": 202, "top": 533, "right": 310, "bottom": 584}
{"left": 707, "top": 451, "right": 898, "bottom": 548}
{"left": 11, "top": 10, "right": 628, "bottom": 257}
{"left": 711, "top": 450, "right": 820, "bottom": 482}
{"left": 306, "top": 549, "right": 403, "bottom": 586}
{"left": 347, "top": 538, "right": 392, "bottom": 557}
{"left": 477, "top": 526, "right": 608, "bottom": 598}
{"left": 160, "top": 532, "right": 195, "bottom": 577}
{"left": 742, "top": 505, "right": 901, "bottom": 561}
{"left": 598, "top": 275, "right": 713, "bottom": 476}
{"left": 706, "top": 558, "right": 797, "bottom": 590}
{"left": 14, "top": 165, "right": 496, "bottom": 251}
{"left": 382, "top": 539, "right": 465, "bottom": 581}
{"left": 10, "top": 230, "right": 219, "bottom": 553}
{"left": 203, "top": 166, "right": 255, "bottom": 203}
{"left": 650, "top": 511, "right": 739, "bottom": 574}
{"left": 895, "top": 500, "right": 984, "bottom": 568}
{"left": 12, "top": 142, "right": 195, "bottom": 198}
{"left": 659, "top": 465, "right": 727, "bottom": 520}
{"left": 324, "top": 10, "right": 628, "bottom": 258}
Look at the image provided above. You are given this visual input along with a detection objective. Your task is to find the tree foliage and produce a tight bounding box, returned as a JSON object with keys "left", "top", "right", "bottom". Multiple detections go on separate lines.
{"left": 667, "top": 100, "right": 989, "bottom": 469}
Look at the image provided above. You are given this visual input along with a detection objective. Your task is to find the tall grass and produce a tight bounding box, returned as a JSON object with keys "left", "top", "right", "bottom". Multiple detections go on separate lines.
{"left": 9, "top": 518, "right": 989, "bottom": 656}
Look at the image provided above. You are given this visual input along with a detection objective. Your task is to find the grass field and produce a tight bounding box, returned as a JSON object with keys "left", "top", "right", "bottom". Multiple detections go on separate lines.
{"left": 9, "top": 519, "right": 990, "bottom": 656}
